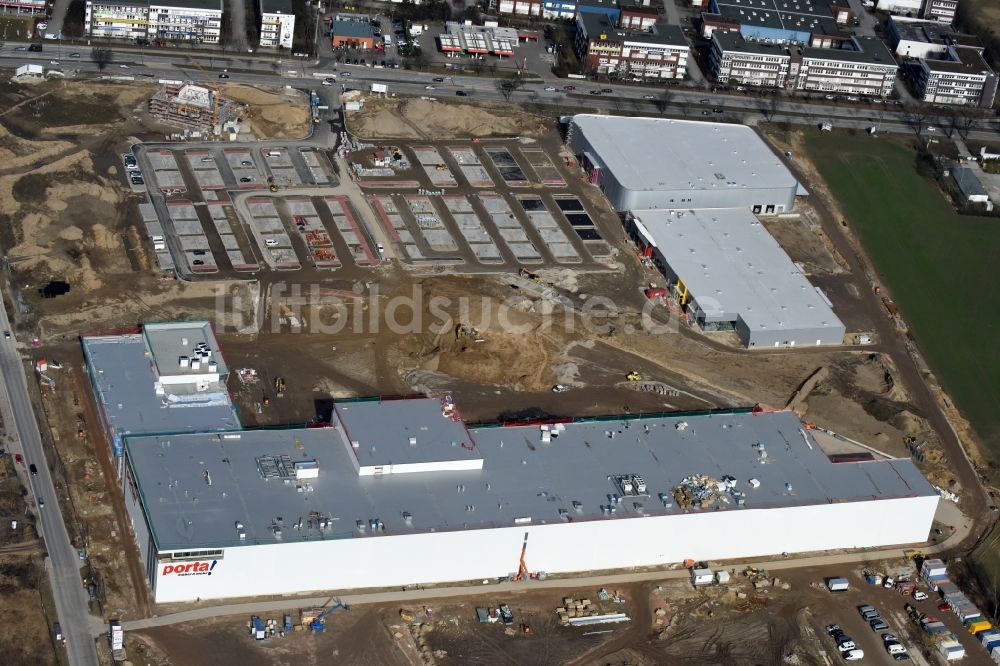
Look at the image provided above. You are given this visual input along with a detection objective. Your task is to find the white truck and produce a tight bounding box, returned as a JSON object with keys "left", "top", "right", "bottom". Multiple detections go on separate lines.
{"left": 826, "top": 577, "right": 850, "bottom": 592}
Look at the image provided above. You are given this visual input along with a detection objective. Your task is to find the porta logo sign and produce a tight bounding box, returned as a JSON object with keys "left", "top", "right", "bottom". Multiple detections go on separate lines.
{"left": 161, "top": 560, "right": 218, "bottom": 577}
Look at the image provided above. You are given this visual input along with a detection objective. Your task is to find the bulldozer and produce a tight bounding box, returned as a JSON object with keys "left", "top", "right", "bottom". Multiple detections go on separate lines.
{"left": 626, "top": 371, "right": 642, "bottom": 381}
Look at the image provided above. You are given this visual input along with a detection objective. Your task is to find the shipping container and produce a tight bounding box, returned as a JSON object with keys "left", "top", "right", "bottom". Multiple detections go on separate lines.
{"left": 968, "top": 620, "right": 992, "bottom": 634}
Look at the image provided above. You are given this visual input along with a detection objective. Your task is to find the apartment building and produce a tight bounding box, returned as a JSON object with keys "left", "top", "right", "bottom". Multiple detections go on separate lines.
{"left": 710, "top": 31, "right": 791, "bottom": 87}
{"left": 259, "top": 0, "right": 295, "bottom": 49}
{"left": 85, "top": 0, "right": 222, "bottom": 43}
{"left": 922, "top": 0, "right": 958, "bottom": 24}
{"left": 575, "top": 14, "right": 689, "bottom": 80}
{"left": 793, "top": 37, "right": 898, "bottom": 97}
{"left": 916, "top": 46, "right": 998, "bottom": 107}
{"left": 85, "top": 0, "right": 150, "bottom": 41}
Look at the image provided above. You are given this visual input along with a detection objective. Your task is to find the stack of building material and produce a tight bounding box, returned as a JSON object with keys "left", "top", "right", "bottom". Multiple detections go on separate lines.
{"left": 557, "top": 597, "right": 598, "bottom": 624}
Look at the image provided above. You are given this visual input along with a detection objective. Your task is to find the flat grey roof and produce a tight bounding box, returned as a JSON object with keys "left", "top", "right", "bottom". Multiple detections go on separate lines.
{"left": 578, "top": 13, "right": 687, "bottom": 47}
{"left": 570, "top": 115, "right": 798, "bottom": 196}
{"left": 713, "top": 30, "right": 791, "bottom": 56}
{"left": 632, "top": 208, "right": 844, "bottom": 335}
{"left": 82, "top": 334, "right": 240, "bottom": 438}
{"left": 332, "top": 397, "right": 480, "bottom": 469}
{"left": 143, "top": 321, "right": 228, "bottom": 378}
{"left": 953, "top": 168, "right": 987, "bottom": 197}
{"left": 332, "top": 18, "right": 373, "bottom": 39}
{"left": 125, "top": 409, "right": 934, "bottom": 551}
{"left": 802, "top": 36, "right": 897, "bottom": 66}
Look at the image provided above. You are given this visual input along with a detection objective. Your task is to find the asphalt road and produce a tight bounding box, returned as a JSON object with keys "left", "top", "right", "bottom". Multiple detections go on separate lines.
{"left": 1, "top": 48, "right": 998, "bottom": 141}
{"left": 0, "top": 304, "right": 100, "bottom": 664}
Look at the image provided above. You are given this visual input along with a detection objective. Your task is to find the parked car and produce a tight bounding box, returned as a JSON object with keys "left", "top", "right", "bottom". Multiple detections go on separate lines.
{"left": 913, "top": 590, "right": 928, "bottom": 601}
{"left": 841, "top": 649, "right": 864, "bottom": 661}
{"left": 870, "top": 617, "right": 889, "bottom": 631}
{"left": 239, "top": 177, "right": 253, "bottom": 183}
{"left": 825, "top": 625, "right": 841, "bottom": 635}
{"left": 858, "top": 605, "right": 878, "bottom": 619}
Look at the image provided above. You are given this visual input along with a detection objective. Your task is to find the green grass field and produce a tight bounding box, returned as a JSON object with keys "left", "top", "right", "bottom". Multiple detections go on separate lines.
{"left": 803, "top": 131, "right": 1000, "bottom": 459}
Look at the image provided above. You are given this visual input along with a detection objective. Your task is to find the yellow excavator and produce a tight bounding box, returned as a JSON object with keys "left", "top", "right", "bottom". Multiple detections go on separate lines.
{"left": 626, "top": 371, "right": 642, "bottom": 381}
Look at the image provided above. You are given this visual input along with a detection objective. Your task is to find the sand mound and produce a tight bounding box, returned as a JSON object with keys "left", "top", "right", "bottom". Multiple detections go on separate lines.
{"left": 59, "top": 226, "right": 84, "bottom": 241}
{"left": 350, "top": 97, "right": 548, "bottom": 139}
{"left": 224, "top": 85, "right": 310, "bottom": 139}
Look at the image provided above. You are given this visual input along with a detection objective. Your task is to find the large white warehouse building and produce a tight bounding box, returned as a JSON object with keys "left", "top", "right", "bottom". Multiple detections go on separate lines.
{"left": 629, "top": 208, "right": 846, "bottom": 347}
{"left": 566, "top": 115, "right": 799, "bottom": 213}
{"left": 120, "top": 397, "right": 936, "bottom": 603}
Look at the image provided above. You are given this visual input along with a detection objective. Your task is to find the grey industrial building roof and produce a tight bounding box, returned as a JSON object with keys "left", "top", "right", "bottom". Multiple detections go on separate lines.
{"left": 82, "top": 333, "right": 240, "bottom": 437}
{"left": 124, "top": 407, "right": 934, "bottom": 551}
{"left": 632, "top": 208, "right": 843, "bottom": 334}
{"left": 889, "top": 17, "right": 981, "bottom": 50}
{"left": 713, "top": 0, "right": 840, "bottom": 36}
{"left": 570, "top": 115, "right": 797, "bottom": 196}
{"left": 332, "top": 398, "right": 480, "bottom": 469}
{"left": 143, "top": 321, "right": 228, "bottom": 378}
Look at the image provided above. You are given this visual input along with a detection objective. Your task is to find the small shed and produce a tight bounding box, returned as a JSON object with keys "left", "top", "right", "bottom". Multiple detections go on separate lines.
{"left": 691, "top": 568, "right": 714, "bottom": 586}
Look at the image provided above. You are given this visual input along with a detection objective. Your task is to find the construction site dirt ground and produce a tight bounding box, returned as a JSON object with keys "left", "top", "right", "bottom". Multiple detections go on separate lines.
{"left": 127, "top": 560, "right": 990, "bottom": 666}
{"left": 0, "top": 449, "right": 58, "bottom": 665}
{"left": 0, "top": 78, "right": 967, "bottom": 637}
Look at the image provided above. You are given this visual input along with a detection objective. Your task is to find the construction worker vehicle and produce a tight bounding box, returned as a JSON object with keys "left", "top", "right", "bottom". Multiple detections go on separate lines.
{"left": 626, "top": 371, "right": 642, "bottom": 381}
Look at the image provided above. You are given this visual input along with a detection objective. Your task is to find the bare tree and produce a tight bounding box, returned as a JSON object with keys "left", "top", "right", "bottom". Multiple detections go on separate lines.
{"left": 903, "top": 102, "right": 930, "bottom": 135}
{"left": 91, "top": 47, "right": 113, "bottom": 71}
{"left": 497, "top": 78, "right": 522, "bottom": 101}
{"left": 955, "top": 106, "right": 979, "bottom": 139}
{"left": 653, "top": 88, "right": 672, "bottom": 115}
{"left": 755, "top": 92, "right": 780, "bottom": 122}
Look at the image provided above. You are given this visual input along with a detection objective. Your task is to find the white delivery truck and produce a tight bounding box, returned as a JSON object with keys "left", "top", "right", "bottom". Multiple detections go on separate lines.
{"left": 826, "top": 577, "right": 850, "bottom": 592}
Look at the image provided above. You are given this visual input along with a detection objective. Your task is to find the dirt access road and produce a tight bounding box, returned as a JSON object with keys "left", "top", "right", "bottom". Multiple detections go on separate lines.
{"left": 768, "top": 132, "right": 994, "bottom": 547}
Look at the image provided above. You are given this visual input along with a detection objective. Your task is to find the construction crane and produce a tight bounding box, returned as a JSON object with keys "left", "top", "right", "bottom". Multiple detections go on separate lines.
{"left": 512, "top": 532, "right": 530, "bottom": 582}
{"left": 183, "top": 54, "right": 223, "bottom": 130}
{"left": 305, "top": 599, "right": 349, "bottom": 632}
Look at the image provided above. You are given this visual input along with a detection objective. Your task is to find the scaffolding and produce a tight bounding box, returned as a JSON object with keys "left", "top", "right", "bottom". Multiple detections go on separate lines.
{"left": 149, "top": 82, "right": 240, "bottom": 134}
